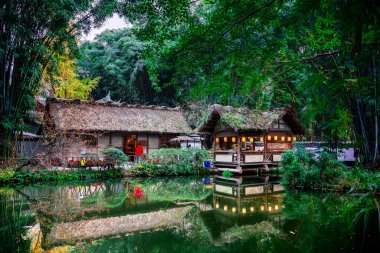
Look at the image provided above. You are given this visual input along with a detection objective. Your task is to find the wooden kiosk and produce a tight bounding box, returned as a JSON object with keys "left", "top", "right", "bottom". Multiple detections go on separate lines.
{"left": 198, "top": 104, "right": 305, "bottom": 173}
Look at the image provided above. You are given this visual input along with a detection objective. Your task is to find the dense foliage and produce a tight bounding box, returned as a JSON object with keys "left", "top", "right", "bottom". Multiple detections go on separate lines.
{"left": 281, "top": 146, "right": 380, "bottom": 193}
{"left": 130, "top": 148, "right": 211, "bottom": 176}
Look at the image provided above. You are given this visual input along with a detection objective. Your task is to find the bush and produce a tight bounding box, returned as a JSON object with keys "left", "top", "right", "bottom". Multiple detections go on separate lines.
{"left": 102, "top": 148, "right": 129, "bottom": 165}
{"left": 130, "top": 148, "right": 211, "bottom": 176}
{"left": 0, "top": 168, "right": 15, "bottom": 183}
{"left": 280, "top": 146, "right": 379, "bottom": 194}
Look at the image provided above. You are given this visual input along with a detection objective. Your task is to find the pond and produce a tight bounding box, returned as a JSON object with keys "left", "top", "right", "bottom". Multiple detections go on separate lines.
{"left": 0, "top": 175, "right": 379, "bottom": 253}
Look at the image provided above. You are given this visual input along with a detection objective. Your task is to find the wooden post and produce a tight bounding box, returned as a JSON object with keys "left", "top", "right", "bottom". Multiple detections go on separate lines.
{"left": 237, "top": 131, "right": 241, "bottom": 173}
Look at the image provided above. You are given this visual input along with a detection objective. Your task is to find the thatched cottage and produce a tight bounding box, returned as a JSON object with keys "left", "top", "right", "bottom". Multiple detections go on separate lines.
{"left": 44, "top": 98, "right": 192, "bottom": 160}
{"left": 199, "top": 104, "right": 305, "bottom": 173}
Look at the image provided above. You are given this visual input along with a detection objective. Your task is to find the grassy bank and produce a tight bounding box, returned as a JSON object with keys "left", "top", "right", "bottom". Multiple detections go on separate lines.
{"left": 0, "top": 167, "right": 124, "bottom": 186}
{"left": 280, "top": 147, "right": 380, "bottom": 194}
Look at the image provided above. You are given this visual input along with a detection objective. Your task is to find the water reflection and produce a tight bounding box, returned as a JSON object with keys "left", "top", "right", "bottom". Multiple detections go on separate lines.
{"left": 0, "top": 176, "right": 379, "bottom": 253}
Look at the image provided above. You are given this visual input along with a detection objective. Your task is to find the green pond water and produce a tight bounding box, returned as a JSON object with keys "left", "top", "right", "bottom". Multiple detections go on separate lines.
{"left": 0, "top": 176, "right": 379, "bottom": 253}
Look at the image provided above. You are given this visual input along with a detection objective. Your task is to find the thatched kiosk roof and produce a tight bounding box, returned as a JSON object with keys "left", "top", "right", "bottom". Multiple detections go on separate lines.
{"left": 46, "top": 98, "right": 192, "bottom": 134}
{"left": 198, "top": 104, "right": 305, "bottom": 134}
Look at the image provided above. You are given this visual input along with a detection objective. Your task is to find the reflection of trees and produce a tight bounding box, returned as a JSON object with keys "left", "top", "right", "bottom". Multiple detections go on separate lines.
{"left": 128, "top": 177, "right": 212, "bottom": 202}
{"left": 282, "top": 192, "right": 380, "bottom": 253}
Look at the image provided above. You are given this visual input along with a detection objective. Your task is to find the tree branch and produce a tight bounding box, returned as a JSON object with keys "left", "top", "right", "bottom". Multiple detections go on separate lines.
{"left": 218, "top": 0, "right": 277, "bottom": 42}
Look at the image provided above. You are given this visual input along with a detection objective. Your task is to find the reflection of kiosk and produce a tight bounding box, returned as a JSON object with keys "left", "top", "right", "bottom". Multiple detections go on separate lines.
{"left": 199, "top": 104, "right": 305, "bottom": 173}
{"left": 212, "top": 176, "right": 285, "bottom": 217}
{"left": 199, "top": 176, "right": 286, "bottom": 241}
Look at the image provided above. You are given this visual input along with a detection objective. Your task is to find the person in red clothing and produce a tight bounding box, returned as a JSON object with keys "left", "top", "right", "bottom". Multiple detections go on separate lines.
{"left": 135, "top": 142, "right": 144, "bottom": 162}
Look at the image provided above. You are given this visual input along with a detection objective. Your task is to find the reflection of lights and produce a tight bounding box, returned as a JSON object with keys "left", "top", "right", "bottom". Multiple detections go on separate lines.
{"left": 275, "top": 205, "right": 279, "bottom": 210}
{"left": 260, "top": 205, "right": 265, "bottom": 211}
{"left": 215, "top": 202, "right": 219, "bottom": 209}
{"left": 224, "top": 205, "right": 228, "bottom": 211}
{"left": 250, "top": 206, "right": 254, "bottom": 212}
{"left": 274, "top": 136, "right": 278, "bottom": 141}
{"left": 242, "top": 208, "right": 247, "bottom": 214}
{"left": 281, "top": 136, "right": 285, "bottom": 141}
{"left": 232, "top": 207, "right": 236, "bottom": 213}
{"left": 268, "top": 206, "right": 272, "bottom": 212}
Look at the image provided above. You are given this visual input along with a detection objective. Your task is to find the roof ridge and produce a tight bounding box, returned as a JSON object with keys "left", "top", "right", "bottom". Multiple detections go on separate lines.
{"left": 49, "top": 98, "right": 181, "bottom": 111}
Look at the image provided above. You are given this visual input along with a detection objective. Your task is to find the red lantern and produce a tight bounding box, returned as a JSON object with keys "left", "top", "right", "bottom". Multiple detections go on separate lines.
{"left": 134, "top": 187, "right": 143, "bottom": 198}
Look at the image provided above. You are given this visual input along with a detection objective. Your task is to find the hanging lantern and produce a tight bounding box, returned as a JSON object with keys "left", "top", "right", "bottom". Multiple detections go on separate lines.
{"left": 223, "top": 137, "right": 228, "bottom": 142}
{"left": 293, "top": 136, "right": 297, "bottom": 142}
{"left": 215, "top": 202, "right": 220, "bottom": 209}
{"left": 268, "top": 206, "right": 272, "bottom": 212}
{"left": 242, "top": 137, "right": 246, "bottom": 142}
{"left": 274, "top": 136, "right": 278, "bottom": 141}
{"left": 232, "top": 207, "right": 237, "bottom": 213}
{"left": 260, "top": 205, "right": 265, "bottom": 211}
{"left": 242, "top": 207, "right": 247, "bottom": 214}
{"left": 215, "top": 137, "right": 219, "bottom": 143}
{"left": 281, "top": 136, "right": 285, "bottom": 141}
{"left": 249, "top": 137, "right": 254, "bottom": 143}
{"left": 287, "top": 136, "right": 291, "bottom": 142}
{"left": 223, "top": 205, "right": 228, "bottom": 211}
{"left": 267, "top": 135, "right": 272, "bottom": 141}
{"left": 231, "top": 137, "right": 236, "bottom": 143}
{"left": 250, "top": 206, "right": 254, "bottom": 212}
{"left": 275, "top": 205, "right": 279, "bottom": 210}
{"left": 260, "top": 137, "right": 264, "bottom": 142}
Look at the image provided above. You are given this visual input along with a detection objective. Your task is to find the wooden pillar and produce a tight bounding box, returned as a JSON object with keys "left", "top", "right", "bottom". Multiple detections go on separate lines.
{"left": 237, "top": 131, "right": 241, "bottom": 172}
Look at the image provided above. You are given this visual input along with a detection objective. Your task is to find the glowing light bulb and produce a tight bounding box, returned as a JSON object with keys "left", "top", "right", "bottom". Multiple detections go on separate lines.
{"left": 268, "top": 206, "right": 272, "bottom": 212}
{"left": 293, "top": 136, "right": 297, "bottom": 142}
{"left": 242, "top": 208, "right": 247, "bottom": 214}
{"left": 281, "top": 136, "right": 285, "bottom": 141}
{"left": 275, "top": 205, "right": 279, "bottom": 210}
{"left": 250, "top": 206, "right": 254, "bottom": 212}
{"left": 232, "top": 207, "right": 236, "bottom": 213}
{"left": 224, "top": 137, "right": 228, "bottom": 142}
{"left": 231, "top": 137, "right": 236, "bottom": 143}
{"left": 267, "top": 135, "right": 272, "bottom": 141}
{"left": 287, "top": 136, "right": 291, "bottom": 141}
{"left": 215, "top": 202, "right": 219, "bottom": 209}
{"left": 260, "top": 205, "right": 265, "bottom": 211}
{"left": 242, "top": 137, "right": 246, "bottom": 142}
{"left": 224, "top": 205, "right": 228, "bottom": 211}
{"left": 260, "top": 137, "right": 264, "bottom": 142}
{"left": 274, "top": 136, "right": 278, "bottom": 141}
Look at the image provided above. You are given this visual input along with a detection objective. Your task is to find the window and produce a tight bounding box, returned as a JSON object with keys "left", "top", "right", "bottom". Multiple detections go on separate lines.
{"left": 82, "top": 135, "right": 97, "bottom": 147}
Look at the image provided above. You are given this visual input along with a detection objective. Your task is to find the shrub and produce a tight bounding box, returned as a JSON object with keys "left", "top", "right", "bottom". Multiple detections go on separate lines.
{"left": 280, "top": 146, "right": 379, "bottom": 194}
{"left": 102, "top": 148, "right": 129, "bottom": 165}
{"left": 0, "top": 168, "right": 15, "bottom": 183}
{"left": 130, "top": 148, "right": 211, "bottom": 176}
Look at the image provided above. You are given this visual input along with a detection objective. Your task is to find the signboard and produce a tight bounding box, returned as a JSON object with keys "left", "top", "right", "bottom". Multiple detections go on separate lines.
{"left": 215, "top": 185, "right": 233, "bottom": 195}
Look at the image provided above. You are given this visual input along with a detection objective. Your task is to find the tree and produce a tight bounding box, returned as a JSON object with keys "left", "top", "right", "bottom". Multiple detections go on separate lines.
{"left": 49, "top": 55, "right": 100, "bottom": 99}
{"left": 122, "top": 0, "right": 380, "bottom": 166}
{"left": 0, "top": 0, "right": 118, "bottom": 158}
{"left": 77, "top": 28, "right": 178, "bottom": 105}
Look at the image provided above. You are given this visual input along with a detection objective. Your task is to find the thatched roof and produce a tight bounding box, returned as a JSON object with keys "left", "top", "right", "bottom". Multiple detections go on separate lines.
{"left": 198, "top": 104, "right": 305, "bottom": 134}
{"left": 46, "top": 98, "right": 192, "bottom": 134}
